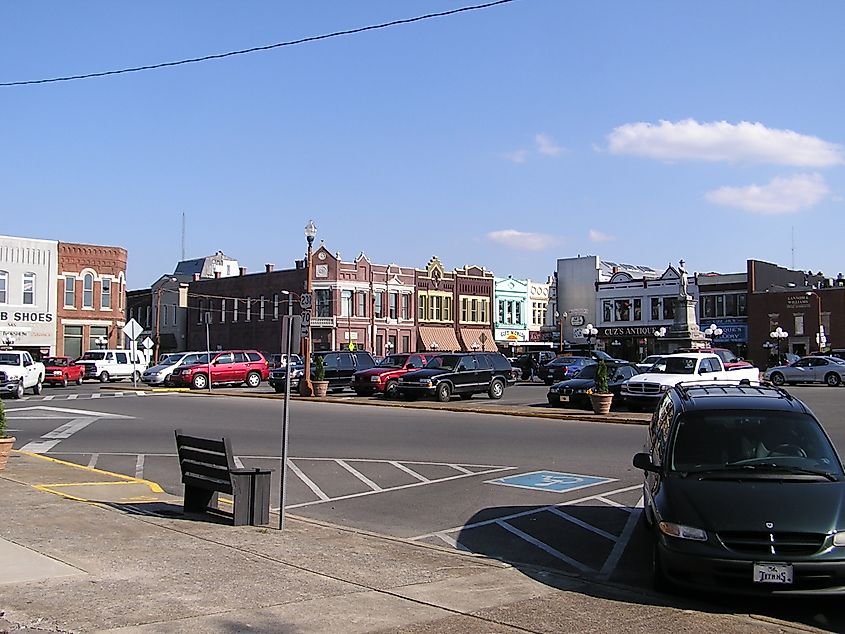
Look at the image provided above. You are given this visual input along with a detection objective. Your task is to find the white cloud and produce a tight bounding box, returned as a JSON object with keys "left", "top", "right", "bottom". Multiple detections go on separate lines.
{"left": 486, "top": 229, "right": 557, "bottom": 251}
{"left": 503, "top": 149, "right": 528, "bottom": 163}
{"left": 705, "top": 173, "right": 830, "bottom": 214}
{"left": 589, "top": 229, "right": 615, "bottom": 242}
{"left": 607, "top": 119, "right": 844, "bottom": 167}
{"left": 535, "top": 133, "right": 563, "bottom": 156}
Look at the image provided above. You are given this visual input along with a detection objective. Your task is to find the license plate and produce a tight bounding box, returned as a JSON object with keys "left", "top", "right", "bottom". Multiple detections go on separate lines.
{"left": 558, "top": 395, "right": 570, "bottom": 402}
{"left": 753, "top": 563, "right": 793, "bottom": 584}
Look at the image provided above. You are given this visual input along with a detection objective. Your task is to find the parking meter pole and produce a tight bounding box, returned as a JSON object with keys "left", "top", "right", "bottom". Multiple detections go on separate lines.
{"left": 205, "top": 316, "right": 212, "bottom": 393}
{"left": 279, "top": 298, "right": 294, "bottom": 530}
{"left": 131, "top": 341, "right": 137, "bottom": 388}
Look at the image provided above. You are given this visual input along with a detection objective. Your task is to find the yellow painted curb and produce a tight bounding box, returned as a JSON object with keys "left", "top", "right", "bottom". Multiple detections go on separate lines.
{"left": 18, "top": 451, "right": 165, "bottom": 493}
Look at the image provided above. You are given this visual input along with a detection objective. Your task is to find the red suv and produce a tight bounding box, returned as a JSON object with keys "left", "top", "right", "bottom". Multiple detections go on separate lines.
{"left": 169, "top": 350, "right": 269, "bottom": 390}
{"left": 351, "top": 353, "right": 435, "bottom": 398}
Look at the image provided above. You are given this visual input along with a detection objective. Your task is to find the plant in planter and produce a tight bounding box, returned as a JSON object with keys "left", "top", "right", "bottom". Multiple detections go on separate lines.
{"left": 0, "top": 398, "right": 14, "bottom": 471}
{"left": 312, "top": 355, "right": 329, "bottom": 397}
{"left": 589, "top": 360, "right": 614, "bottom": 415}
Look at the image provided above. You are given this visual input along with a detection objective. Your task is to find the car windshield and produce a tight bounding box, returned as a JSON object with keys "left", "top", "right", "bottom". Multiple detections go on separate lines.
{"left": 651, "top": 357, "right": 697, "bottom": 374}
{"left": 593, "top": 350, "right": 614, "bottom": 361}
{"left": 181, "top": 353, "right": 210, "bottom": 365}
{"left": 0, "top": 353, "right": 20, "bottom": 365}
{"left": 670, "top": 410, "right": 843, "bottom": 476}
{"left": 44, "top": 357, "right": 68, "bottom": 366}
{"left": 378, "top": 354, "right": 408, "bottom": 368}
{"left": 572, "top": 365, "right": 598, "bottom": 379}
{"left": 425, "top": 355, "right": 460, "bottom": 371}
{"left": 80, "top": 352, "right": 105, "bottom": 360}
{"left": 640, "top": 356, "right": 661, "bottom": 365}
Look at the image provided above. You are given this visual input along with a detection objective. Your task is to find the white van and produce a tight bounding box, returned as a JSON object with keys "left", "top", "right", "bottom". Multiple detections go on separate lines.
{"left": 76, "top": 349, "right": 147, "bottom": 383}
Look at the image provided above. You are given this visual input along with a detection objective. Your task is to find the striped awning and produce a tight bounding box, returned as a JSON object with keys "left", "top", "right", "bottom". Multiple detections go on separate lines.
{"left": 459, "top": 328, "right": 498, "bottom": 352}
{"left": 418, "top": 326, "right": 461, "bottom": 352}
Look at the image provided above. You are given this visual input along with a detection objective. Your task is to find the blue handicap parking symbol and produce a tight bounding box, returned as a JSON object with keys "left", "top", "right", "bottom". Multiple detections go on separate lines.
{"left": 486, "top": 470, "right": 614, "bottom": 494}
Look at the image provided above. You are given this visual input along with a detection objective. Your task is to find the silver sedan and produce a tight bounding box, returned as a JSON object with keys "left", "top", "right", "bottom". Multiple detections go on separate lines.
{"left": 764, "top": 356, "right": 845, "bottom": 387}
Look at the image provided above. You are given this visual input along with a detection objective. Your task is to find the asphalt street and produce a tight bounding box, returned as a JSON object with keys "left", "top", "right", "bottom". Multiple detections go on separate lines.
{"left": 5, "top": 382, "right": 845, "bottom": 631}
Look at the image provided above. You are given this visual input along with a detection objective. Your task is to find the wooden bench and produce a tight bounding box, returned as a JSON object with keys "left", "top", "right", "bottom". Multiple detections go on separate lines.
{"left": 174, "top": 429, "right": 271, "bottom": 526}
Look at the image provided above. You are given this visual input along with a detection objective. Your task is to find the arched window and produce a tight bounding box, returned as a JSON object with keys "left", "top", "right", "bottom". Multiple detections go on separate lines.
{"left": 0, "top": 271, "right": 7, "bottom": 304}
{"left": 101, "top": 278, "right": 112, "bottom": 309}
{"left": 83, "top": 273, "right": 94, "bottom": 308}
{"left": 22, "top": 272, "right": 36, "bottom": 305}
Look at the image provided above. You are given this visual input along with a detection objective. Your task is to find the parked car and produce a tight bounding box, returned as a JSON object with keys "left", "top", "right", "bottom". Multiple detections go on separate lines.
{"left": 397, "top": 352, "right": 512, "bottom": 402}
{"left": 636, "top": 355, "right": 664, "bottom": 373}
{"left": 675, "top": 347, "right": 754, "bottom": 371}
{"left": 633, "top": 382, "right": 845, "bottom": 595}
{"left": 270, "top": 350, "right": 376, "bottom": 394}
{"left": 76, "top": 349, "right": 147, "bottom": 383}
{"left": 268, "top": 353, "right": 303, "bottom": 369}
{"left": 169, "top": 350, "right": 269, "bottom": 390}
{"left": 0, "top": 350, "right": 45, "bottom": 397}
{"left": 514, "top": 350, "right": 557, "bottom": 380}
{"left": 42, "top": 356, "right": 85, "bottom": 387}
{"left": 538, "top": 356, "right": 596, "bottom": 385}
{"left": 142, "top": 351, "right": 206, "bottom": 386}
{"left": 351, "top": 353, "right": 434, "bottom": 398}
{"left": 764, "top": 356, "right": 845, "bottom": 387}
{"left": 547, "top": 362, "right": 640, "bottom": 409}
{"left": 268, "top": 358, "right": 305, "bottom": 393}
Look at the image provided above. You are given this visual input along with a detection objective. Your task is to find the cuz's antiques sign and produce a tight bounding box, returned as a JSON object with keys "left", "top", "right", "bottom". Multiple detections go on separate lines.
{"left": 599, "top": 326, "right": 654, "bottom": 337}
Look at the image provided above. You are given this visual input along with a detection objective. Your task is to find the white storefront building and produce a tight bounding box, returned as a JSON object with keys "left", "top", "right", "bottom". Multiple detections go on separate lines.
{"left": 0, "top": 235, "right": 59, "bottom": 355}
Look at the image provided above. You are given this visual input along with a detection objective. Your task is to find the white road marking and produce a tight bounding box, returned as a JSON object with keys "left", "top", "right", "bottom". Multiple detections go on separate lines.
{"left": 288, "top": 461, "right": 330, "bottom": 501}
{"left": 135, "top": 454, "right": 145, "bottom": 479}
{"left": 389, "top": 461, "right": 430, "bottom": 482}
{"left": 19, "top": 417, "right": 98, "bottom": 453}
{"left": 91, "top": 393, "right": 100, "bottom": 399}
{"left": 596, "top": 496, "right": 627, "bottom": 509}
{"left": 42, "top": 395, "right": 55, "bottom": 401}
{"left": 433, "top": 532, "right": 471, "bottom": 552}
{"left": 3, "top": 405, "right": 131, "bottom": 419}
{"left": 497, "top": 520, "right": 591, "bottom": 572}
{"left": 336, "top": 459, "right": 382, "bottom": 491}
{"left": 67, "top": 394, "right": 78, "bottom": 400}
{"left": 113, "top": 392, "right": 124, "bottom": 398}
{"left": 449, "top": 464, "right": 473, "bottom": 474}
{"left": 136, "top": 391, "right": 146, "bottom": 396}
{"left": 233, "top": 456, "right": 244, "bottom": 469}
{"left": 598, "top": 496, "right": 644, "bottom": 580}
{"left": 87, "top": 453, "right": 99, "bottom": 468}
{"left": 548, "top": 507, "right": 619, "bottom": 542}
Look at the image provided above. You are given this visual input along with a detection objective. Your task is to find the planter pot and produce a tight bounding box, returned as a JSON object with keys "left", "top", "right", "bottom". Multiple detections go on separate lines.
{"left": 0, "top": 436, "right": 15, "bottom": 472}
{"left": 589, "top": 393, "right": 613, "bottom": 415}
{"left": 312, "top": 381, "right": 330, "bottom": 398}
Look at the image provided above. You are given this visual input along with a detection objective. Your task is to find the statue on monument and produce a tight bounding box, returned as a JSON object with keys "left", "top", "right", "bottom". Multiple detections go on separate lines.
{"left": 678, "top": 259, "right": 689, "bottom": 298}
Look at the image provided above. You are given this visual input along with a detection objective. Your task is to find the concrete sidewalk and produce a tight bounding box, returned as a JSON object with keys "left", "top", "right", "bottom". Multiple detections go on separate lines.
{"left": 0, "top": 451, "right": 816, "bottom": 633}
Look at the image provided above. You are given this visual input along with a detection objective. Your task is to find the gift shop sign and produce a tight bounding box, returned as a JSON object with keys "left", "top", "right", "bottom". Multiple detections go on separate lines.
{"left": 495, "top": 328, "right": 527, "bottom": 342}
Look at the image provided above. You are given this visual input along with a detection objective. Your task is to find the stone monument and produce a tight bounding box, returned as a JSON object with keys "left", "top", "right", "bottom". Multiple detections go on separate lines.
{"left": 656, "top": 259, "right": 709, "bottom": 354}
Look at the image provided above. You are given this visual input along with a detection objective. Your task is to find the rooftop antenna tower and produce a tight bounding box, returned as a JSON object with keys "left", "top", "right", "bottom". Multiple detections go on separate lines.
{"left": 791, "top": 226, "right": 795, "bottom": 270}
{"left": 181, "top": 211, "right": 186, "bottom": 261}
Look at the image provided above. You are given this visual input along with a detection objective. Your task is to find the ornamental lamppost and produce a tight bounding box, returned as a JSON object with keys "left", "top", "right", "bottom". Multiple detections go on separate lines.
{"left": 95, "top": 336, "right": 108, "bottom": 350}
{"left": 653, "top": 326, "right": 666, "bottom": 354}
{"left": 770, "top": 326, "right": 789, "bottom": 364}
{"left": 583, "top": 323, "right": 598, "bottom": 353}
{"left": 299, "top": 219, "right": 317, "bottom": 396}
{"left": 704, "top": 323, "right": 723, "bottom": 348}
{"left": 430, "top": 341, "right": 439, "bottom": 352}
{"left": 806, "top": 291, "right": 826, "bottom": 352}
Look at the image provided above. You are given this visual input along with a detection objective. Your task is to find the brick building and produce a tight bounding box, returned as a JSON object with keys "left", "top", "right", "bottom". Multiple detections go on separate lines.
{"left": 55, "top": 242, "right": 128, "bottom": 357}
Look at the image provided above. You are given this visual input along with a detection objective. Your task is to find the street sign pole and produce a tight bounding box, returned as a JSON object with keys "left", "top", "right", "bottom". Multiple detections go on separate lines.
{"left": 279, "top": 299, "right": 294, "bottom": 530}
{"left": 122, "top": 319, "right": 144, "bottom": 389}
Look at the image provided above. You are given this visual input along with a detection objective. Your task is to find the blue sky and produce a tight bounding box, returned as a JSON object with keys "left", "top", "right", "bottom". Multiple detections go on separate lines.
{"left": 2, "top": 1, "right": 843, "bottom": 288}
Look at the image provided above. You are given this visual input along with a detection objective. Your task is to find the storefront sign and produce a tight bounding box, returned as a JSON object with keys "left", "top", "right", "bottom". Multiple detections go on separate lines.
{"left": 598, "top": 326, "right": 654, "bottom": 337}
{"left": 786, "top": 295, "right": 810, "bottom": 309}
{"left": 570, "top": 315, "right": 585, "bottom": 326}
{"left": 495, "top": 328, "right": 527, "bottom": 342}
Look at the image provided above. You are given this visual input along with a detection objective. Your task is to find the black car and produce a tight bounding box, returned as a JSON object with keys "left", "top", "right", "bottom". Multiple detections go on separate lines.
{"left": 269, "top": 350, "right": 375, "bottom": 393}
{"left": 633, "top": 383, "right": 845, "bottom": 595}
{"left": 547, "top": 362, "right": 640, "bottom": 408}
{"left": 397, "top": 352, "right": 512, "bottom": 402}
{"left": 538, "top": 356, "right": 596, "bottom": 385}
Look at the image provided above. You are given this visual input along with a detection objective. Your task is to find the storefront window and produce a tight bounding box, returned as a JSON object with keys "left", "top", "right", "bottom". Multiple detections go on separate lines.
{"left": 662, "top": 298, "right": 675, "bottom": 320}
{"left": 614, "top": 299, "right": 630, "bottom": 322}
{"left": 89, "top": 326, "right": 108, "bottom": 351}
{"left": 633, "top": 298, "right": 642, "bottom": 321}
{"left": 64, "top": 325, "right": 83, "bottom": 359}
{"left": 22, "top": 272, "right": 35, "bottom": 305}
{"left": 603, "top": 300, "right": 612, "bottom": 322}
{"left": 651, "top": 298, "right": 660, "bottom": 320}
{"left": 316, "top": 289, "right": 332, "bottom": 318}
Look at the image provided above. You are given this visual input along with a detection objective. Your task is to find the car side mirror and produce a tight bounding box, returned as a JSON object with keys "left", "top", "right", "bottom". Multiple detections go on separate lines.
{"left": 633, "top": 452, "right": 660, "bottom": 473}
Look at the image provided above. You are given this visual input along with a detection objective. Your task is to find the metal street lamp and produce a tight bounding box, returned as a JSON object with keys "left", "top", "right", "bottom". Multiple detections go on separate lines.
{"left": 385, "top": 340, "right": 394, "bottom": 356}
{"left": 430, "top": 341, "right": 439, "bottom": 352}
{"left": 471, "top": 341, "right": 480, "bottom": 351}
{"left": 704, "top": 323, "right": 723, "bottom": 347}
{"left": 583, "top": 323, "right": 598, "bottom": 353}
{"left": 96, "top": 336, "right": 108, "bottom": 350}
{"left": 653, "top": 326, "right": 666, "bottom": 355}
{"left": 806, "top": 291, "right": 826, "bottom": 352}
{"left": 299, "top": 220, "right": 317, "bottom": 396}
{"left": 1, "top": 335, "right": 15, "bottom": 348}
{"left": 770, "top": 326, "right": 789, "bottom": 363}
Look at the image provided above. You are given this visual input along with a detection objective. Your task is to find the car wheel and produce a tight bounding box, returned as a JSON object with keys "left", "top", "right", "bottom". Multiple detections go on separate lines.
{"left": 60, "top": 375, "right": 68, "bottom": 388}
{"left": 769, "top": 372, "right": 785, "bottom": 386}
{"left": 76, "top": 374, "right": 84, "bottom": 385}
{"left": 13, "top": 380, "right": 24, "bottom": 399}
{"left": 99, "top": 371, "right": 110, "bottom": 383}
{"left": 131, "top": 371, "right": 142, "bottom": 383}
{"left": 384, "top": 380, "right": 399, "bottom": 399}
{"left": 651, "top": 535, "right": 669, "bottom": 594}
{"left": 436, "top": 382, "right": 452, "bottom": 403}
{"left": 246, "top": 371, "right": 262, "bottom": 388}
{"left": 825, "top": 372, "right": 842, "bottom": 387}
{"left": 32, "top": 379, "right": 43, "bottom": 395}
{"left": 191, "top": 374, "right": 208, "bottom": 390}
{"left": 488, "top": 378, "right": 505, "bottom": 400}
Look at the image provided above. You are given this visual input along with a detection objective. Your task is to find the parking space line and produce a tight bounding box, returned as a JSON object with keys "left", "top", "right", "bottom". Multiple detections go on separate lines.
{"left": 449, "top": 464, "right": 473, "bottom": 474}
{"left": 91, "top": 393, "right": 100, "bottom": 399}
{"left": 68, "top": 394, "right": 78, "bottom": 400}
{"left": 136, "top": 391, "right": 146, "bottom": 396}
{"left": 498, "top": 520, "right": 591, "bottom": 572}
{"left": 548, "top": 507, "right": 618, "bottom": 542}
{"left": 336, "top": 459, "right": 382, "bottom": 491}
{"left": 433, "top": 532, "right": 471, "bottom": 552}
{"left": 233, "top": 456, "right": 244, "bottom": 469}
{"left": 87, "top": 453, "right": 99, "bottom": 468}
{"left": 389, "top": 461, "right": 430, "bottom": 483}
{"left": 597, "top": 496, "right": 644, "bottom": 580}
{"left": 114, "top": 392, "right": 124, "bottom": 398}
{"left": 43, "top": 395, "right": 55, "bottom": 401}
{"left": 135, "top": 454, "right": 145, "bottom": 479}
{"left": 596, "top": 496, "right": 628, "bottom": 509}
{"left": 288, "top": 460, "right": 330, "bottom": 501}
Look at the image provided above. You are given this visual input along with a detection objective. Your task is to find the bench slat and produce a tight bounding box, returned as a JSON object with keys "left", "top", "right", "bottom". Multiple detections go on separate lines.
{"left": 177, "top": 446, "right": 230, "bottom": 467}
{"left": 183, "top": 473, "right": 233, "bottom": 495}
{"left": 180, "top": 459, "right": 232, "bottom": 482}
{"left": 176, "top": 434, "right": 228, "bottom": 454}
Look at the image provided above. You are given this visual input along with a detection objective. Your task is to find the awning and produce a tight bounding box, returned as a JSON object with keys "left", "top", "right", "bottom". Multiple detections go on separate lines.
{"left": 459, "top": 328, "right": 498, "bottom": 352}
{"left": 418, "top": 326, "right": 461, "bottom": 352}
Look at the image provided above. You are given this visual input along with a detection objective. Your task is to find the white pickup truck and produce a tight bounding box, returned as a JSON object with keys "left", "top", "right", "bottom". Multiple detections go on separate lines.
{"left": 622, "top": 352, "right": 760, "bottom": 410}
{"left": 0, "top": 350, "right": 45, "bottom": 398}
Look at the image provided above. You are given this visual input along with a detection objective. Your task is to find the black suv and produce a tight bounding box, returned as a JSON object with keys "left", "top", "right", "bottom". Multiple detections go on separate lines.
{"left": 633, "top": 383, "right": 845, "bottom": 595}
{"left": 269, "top": 350, "right": 376, "bottom": 393}
{"left": 397, "top": 352, "right": 512, "bottom": 402}
{"left": 514, "top": 350, "right": 557, "bottom": 380}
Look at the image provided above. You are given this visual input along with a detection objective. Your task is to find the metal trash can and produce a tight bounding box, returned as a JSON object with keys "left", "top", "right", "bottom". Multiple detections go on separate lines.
{"left": 230, "top": 467, "right": 272, "bottom": 526}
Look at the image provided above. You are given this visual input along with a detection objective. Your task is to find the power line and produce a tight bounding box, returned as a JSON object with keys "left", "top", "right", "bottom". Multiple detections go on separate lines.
{"left": 1, "top": 0, "right": 519, "bottom": 88}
